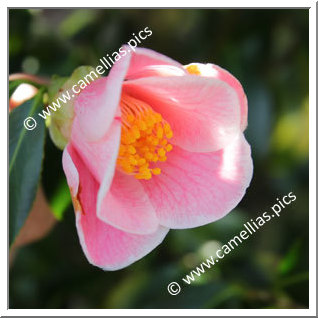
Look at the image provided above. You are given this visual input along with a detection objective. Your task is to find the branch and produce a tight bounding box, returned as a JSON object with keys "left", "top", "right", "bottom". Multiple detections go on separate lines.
{"left": 9, "top": 73, "right": 50, "bottom": 86}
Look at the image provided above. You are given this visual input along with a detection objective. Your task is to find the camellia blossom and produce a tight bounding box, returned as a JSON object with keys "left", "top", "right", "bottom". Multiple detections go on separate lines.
{"left": 61, "top": 46, "right": 253, "bottom": 270}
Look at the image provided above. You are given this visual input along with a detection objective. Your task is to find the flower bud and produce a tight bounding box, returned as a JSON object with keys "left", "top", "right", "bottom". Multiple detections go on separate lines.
{"left": 48, "top": 66, "right": 100, "bottom": 149}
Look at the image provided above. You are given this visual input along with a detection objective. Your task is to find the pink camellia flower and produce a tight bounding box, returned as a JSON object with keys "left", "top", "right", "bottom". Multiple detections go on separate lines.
{"left": 62, "top": 47, "right": 253, "bottom": 270}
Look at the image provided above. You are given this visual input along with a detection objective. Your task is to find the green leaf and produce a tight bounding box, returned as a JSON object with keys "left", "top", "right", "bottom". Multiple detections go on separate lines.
{"left": 9, "top": 89, "right": 46, "bottom": 246}
{"left": 59, "top": 9, "right": 97, "bottom": 38}
{"left": 41, "top": 135, "right": 71, "bottom": 221}
{"left": 48, "top": 178, "right": 71, "bottom": 220}
{"left": 278, "top": 240, "right": 302, "bottom": 275}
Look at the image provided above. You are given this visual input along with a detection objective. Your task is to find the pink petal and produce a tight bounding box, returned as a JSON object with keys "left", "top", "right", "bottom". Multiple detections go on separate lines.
{"left": 71, "top": 117, "right": 121, "bottom": 185}
{"left": 73, "top": 47, "right": 184, "bottom": 143}
{"left": 139, "top": 134, "right": 253, "bottom": 229}
{"left": 185, "top": 63, "right": 248, "bottom": 130}
{"left": 124, "top": 75, "right": 241, "bottom": 152}
{"left": 124, "top": 46, "right": 186, "bottom": 79}
{"left": 62, "top": 147, "right": 79, "bottom": 197}
{"left": 75, "top": 52, "right": 131, "bottom": 142}
{"left": 63, "top": 144, "right": 169, "bottom": 270}
{"left": 96, "top": 170, "right": 159, "bottom": 235}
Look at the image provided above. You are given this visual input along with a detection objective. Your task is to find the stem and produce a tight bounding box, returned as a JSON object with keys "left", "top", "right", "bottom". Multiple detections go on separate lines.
{"left": 9, "top": 73, "right": 50, "bottom": 86}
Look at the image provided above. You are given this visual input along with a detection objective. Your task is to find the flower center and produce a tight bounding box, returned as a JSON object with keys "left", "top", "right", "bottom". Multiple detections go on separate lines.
{"left": 116, "top": 93, "right": 173, "bottom": 180}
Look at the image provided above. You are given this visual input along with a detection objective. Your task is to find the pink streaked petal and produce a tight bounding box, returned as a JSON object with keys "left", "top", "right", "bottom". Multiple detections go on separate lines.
{"left": 124, "top": 75, "right": 241, "bottom": 152}
{"left": 185, "top": 63, "right": 248, "bottom": 130}
{"left": 140, "top": 134, "right": 253, "bottom": 229}
{"left": 71, "top": 118, "right": 121, "bottom": 185}
{"left": 126, "top": 65, "right": 186, "bottom": 79}
{"left": 76, "top": 213, "right": 168, "bottom": 271}
{"left": 75, "top": 52, "right": 131, "bottom": 142}
{"left": 96, "top": 170, "right": 159, "bottom": 235}
{"left": 124, "top": 46, "right": 186, "bottom": 79}
{"left": 62, "top": 145, "right": 79, "bottom": 198}
{"left": 65, "top": 144, "right": 169, "bottom": 271}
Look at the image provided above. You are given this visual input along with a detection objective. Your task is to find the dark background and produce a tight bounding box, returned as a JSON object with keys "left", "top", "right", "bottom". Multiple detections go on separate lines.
{"left": 9, "top": 9, "right": 309, "bottom": 309}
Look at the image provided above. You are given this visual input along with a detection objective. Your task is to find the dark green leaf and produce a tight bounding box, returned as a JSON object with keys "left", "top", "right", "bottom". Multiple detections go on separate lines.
{"left": 42, "top": 134, "right": 71, "bottom": 221}
{"left": 9, "top": 89, "right": 46, "bottom": 246}
{"left": 278, "top": 240, "right": 302, "bottom": 275}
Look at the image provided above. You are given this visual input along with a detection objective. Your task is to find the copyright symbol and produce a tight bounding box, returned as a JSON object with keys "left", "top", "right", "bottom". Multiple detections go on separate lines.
{"left": 24, "top": 117, "right": 37, "bottom": 131}
{"left": 167, "top": 282, "right": 181, "bottom": 295}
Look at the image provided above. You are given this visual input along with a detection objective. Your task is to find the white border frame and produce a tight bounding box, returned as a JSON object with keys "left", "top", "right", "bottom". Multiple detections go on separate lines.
{"left": 3, "top": 1, "right": 316, "bottom": 316}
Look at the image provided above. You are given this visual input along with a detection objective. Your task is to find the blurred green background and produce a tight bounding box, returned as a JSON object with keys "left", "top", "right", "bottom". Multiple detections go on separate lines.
{"left": 9, "top": 9, "right": 309, "bottom": 309}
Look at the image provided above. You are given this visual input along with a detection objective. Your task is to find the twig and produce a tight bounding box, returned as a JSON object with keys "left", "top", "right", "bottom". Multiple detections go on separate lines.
{"left": 9, "top": 73, "right": 50, "bottom": 86}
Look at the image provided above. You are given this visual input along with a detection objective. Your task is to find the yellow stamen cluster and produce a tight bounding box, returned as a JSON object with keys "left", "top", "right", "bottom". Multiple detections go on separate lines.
{"left": 116, "top": 94, "right": 173, "bottom": 180}
{"left": 185, "top": 64, "right": 201, "bottom": 75}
